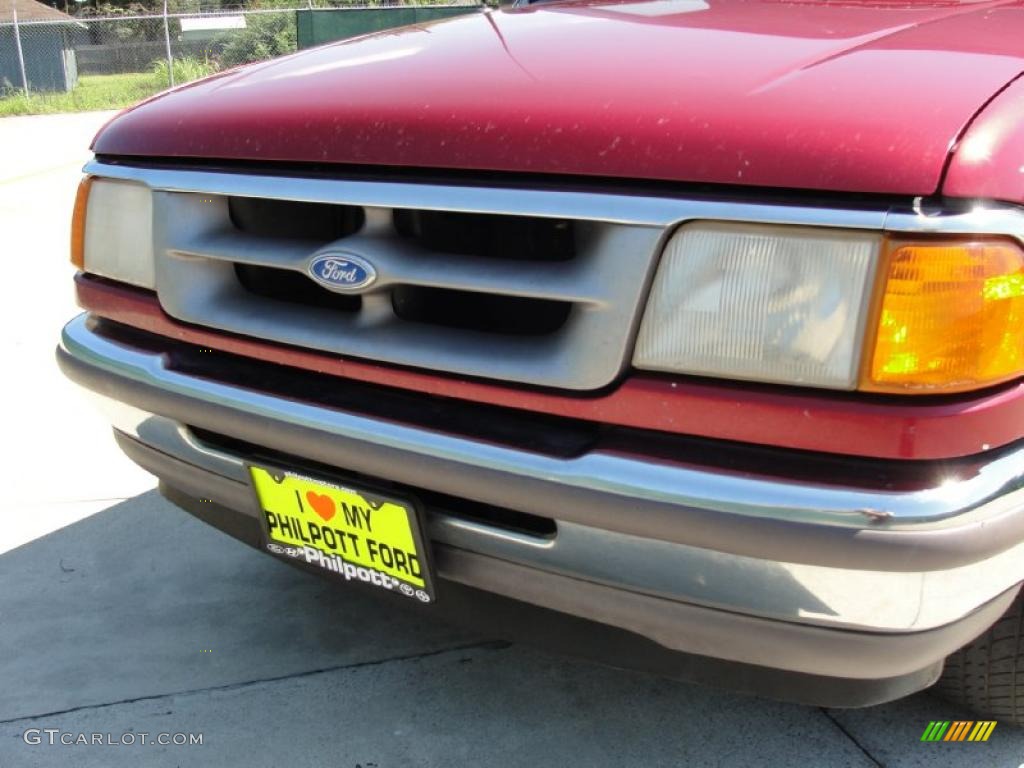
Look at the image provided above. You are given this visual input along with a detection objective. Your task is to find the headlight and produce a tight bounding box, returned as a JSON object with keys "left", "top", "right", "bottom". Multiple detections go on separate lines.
{"left": 71, "top": 176, "right": 155, "bottom": 289}
{"left": 633, "top": 222, "right": 880, "bottom": 389}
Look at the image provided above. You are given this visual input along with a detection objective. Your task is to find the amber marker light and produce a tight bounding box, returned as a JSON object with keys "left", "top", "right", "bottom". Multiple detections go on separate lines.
{"left": 862, "top": 236, "right": 1024, "bottom": 393}
{"left": 70, "top": 176, "right": 93, "bottom": 269}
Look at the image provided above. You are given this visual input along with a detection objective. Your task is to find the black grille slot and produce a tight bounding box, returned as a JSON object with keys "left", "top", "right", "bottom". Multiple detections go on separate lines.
{"left": 188, "top": 426, "right": 557, "bottom": 539}
{"left": 392, "top": 286, "right": 571, "bottom": 336}
{"left": 422, "top": 491, "right": 557, "bottom": 538}
{"left": 394, "top": 209, "right": 575, "bottom": 262}
{"left": 229, "top": 197, "right": 364, "bottom": 241}
{"left": 235, "top": 264, "right": 361, "bottom": 313}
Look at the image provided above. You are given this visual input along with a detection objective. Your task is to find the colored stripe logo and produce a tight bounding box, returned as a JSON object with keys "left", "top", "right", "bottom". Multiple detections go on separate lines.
{"left": 920, "top": 721, "right": 997, "bottom": 742}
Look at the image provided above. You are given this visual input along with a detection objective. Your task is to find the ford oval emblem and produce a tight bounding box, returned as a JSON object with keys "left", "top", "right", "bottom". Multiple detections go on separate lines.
{"left": 307, "top": 252, "right": 377, "bottom": 293}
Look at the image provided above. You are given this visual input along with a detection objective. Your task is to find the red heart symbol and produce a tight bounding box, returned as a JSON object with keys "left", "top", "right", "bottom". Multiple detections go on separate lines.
{"left": 305, "top": 491, "right": 335, "bottom": 522}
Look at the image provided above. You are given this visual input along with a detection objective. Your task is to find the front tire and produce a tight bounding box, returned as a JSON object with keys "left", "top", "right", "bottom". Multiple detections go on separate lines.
{"left": 935, "top": 590, "right": 1024, "bottom": 724}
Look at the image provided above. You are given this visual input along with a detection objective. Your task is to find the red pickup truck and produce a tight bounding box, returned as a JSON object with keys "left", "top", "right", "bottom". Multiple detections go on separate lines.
{"left": 58, "top": 0, "right": 1024, "bottom": 721}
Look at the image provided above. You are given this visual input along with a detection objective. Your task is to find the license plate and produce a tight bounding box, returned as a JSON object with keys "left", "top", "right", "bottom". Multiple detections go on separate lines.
{"left": 249, "top": 464, "right": 434, "bottom": 604}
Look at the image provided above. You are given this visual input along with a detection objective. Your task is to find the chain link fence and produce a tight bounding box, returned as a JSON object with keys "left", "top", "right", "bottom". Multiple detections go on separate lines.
{"left": 1, "top": 1, "right": 479, "bottom": 114}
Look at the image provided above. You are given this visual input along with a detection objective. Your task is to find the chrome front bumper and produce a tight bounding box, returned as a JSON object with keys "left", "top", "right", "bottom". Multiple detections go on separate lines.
{"left": 58, "top": 313, "right": 1024, "bottom": 681}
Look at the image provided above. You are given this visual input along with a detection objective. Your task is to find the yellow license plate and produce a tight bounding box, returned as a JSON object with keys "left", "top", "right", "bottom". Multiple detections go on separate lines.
{"left": 249, "top": 465, "right": 433, "bottom": 603}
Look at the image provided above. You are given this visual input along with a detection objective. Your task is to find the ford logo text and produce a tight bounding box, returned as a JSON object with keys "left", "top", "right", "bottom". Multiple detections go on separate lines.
{"left": 307, "top": 252, "right": 377, "bottom": 293}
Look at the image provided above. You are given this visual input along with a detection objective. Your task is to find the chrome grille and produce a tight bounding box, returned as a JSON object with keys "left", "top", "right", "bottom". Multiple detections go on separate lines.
{"left": 150, "top": 183, "right": 666, "bottom": 390}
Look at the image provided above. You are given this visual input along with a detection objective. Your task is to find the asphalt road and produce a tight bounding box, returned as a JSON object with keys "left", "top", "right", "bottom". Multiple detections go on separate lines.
{"left": 2, "top": 111, "right": 1024, "bottom": 768}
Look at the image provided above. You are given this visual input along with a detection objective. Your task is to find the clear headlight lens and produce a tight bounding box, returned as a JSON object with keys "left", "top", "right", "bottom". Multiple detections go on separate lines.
{"left": 71, "top": 177, "right": 155, "bottom": 289}
{"left": 634, "top": 222, "right": 881, "bottom": 389}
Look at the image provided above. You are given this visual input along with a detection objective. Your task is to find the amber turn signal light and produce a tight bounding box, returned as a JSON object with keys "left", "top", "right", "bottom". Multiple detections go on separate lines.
{"left": 862, "top": 237, "right": 1024, "bottom": 393}
{"left": 70, "top": 176, "right": 93, "bottom": 269}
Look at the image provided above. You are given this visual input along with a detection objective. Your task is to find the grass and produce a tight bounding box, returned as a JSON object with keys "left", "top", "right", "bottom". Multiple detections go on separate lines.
{"left": 150, "top": 56, "right": 219, "bottom": 90}
{"left": 0, "top": 71, "right": 179, "bottom": 117}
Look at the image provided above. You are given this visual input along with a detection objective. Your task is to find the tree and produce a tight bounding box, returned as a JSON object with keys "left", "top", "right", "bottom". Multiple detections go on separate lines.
{"left": 219, "top": 8, "right": 296, "bottom": 68}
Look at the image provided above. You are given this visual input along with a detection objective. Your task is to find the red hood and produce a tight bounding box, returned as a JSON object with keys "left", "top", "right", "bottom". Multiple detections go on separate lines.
{"left": 93, "top": 0, "right": 1024, "bottom": 196}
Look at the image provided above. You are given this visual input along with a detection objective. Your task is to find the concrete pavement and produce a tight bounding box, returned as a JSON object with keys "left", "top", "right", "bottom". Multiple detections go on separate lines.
{"left": 2, "top": 111, "right": 1023, "bottom": 767}
{"left": 0, "top": 110, "right": 153, "bottom": 555}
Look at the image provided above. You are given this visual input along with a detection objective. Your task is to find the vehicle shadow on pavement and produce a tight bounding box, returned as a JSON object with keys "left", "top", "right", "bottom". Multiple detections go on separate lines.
{"left": 0, "top": 491, "right": 1018, "bottom": 767}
